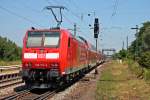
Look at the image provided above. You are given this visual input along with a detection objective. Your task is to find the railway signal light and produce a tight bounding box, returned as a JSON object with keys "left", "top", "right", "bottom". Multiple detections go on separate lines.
{"left": 94, "top": 34, "right": 98, "bottom": 38}
{"left": 94, "top": 18, "right": 99, "bottom": 38}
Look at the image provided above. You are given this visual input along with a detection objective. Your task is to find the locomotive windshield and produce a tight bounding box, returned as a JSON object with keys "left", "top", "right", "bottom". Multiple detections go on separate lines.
{"left": 26, "top": 31, "right": 60, "bottom": 48}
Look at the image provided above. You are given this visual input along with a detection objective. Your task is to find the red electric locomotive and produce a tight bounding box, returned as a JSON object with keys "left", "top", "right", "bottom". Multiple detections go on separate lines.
{"left": 22, "top": 28, "right": 102, "bottom": 88}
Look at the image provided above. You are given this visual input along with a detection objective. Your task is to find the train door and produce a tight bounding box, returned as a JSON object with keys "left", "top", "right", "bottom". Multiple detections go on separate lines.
{"left": 70, "top": 38, "right": 74, "bottom": 68}
{"left": 68, "top": 37, "right": 73, "bottom": 72}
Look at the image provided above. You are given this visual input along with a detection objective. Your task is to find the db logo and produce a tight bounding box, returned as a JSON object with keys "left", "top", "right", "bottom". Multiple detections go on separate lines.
{"left": 38, "top": 53, "right": 45, "bottom": 58}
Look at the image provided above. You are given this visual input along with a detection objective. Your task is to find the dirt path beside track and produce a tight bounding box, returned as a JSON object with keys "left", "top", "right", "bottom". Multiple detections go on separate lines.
{"left": 52, "top": 62, "right": 108, "bottom": 100}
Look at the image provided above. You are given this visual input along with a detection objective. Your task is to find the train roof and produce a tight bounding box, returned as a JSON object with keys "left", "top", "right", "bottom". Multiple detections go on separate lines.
{"left": 26, "top": 28, "right": 96, "bottom": 50}
{"left": 26, "top": 27, "right": 68, "bottom": 32}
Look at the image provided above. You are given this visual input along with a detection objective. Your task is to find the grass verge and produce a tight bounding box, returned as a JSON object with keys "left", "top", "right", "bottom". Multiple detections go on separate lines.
{"left": 96, "top": 60, "right": 150, "bottom": 100}
{"left": 0, "top": 60, "right": 21, "bottom": 66}
{"left": 128, "top": 59, "right": 143, "bottom": 78}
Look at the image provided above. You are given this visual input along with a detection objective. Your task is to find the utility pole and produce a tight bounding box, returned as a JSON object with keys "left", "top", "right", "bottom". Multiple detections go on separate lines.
{"left": 131, "top": 25, "right": 139, "bottom": 59}
{"left": 126, "top": 36, "right": 129, "bottom": 58}
{"left": 126, "top": 36, "right": 128, "bottom": 50}
{"left": 74, "top": 23, "right": 77, "bottom": 37}
{"left": 122, "top": 41, "right": 124, "bottom": 50}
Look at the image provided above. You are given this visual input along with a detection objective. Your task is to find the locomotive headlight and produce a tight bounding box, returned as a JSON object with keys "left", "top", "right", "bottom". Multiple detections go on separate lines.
{"left": 24, "top": 53, "right": 37, "bottom": 59}
{"left": 46, "top": 53, "right": 59, "bottom": 59}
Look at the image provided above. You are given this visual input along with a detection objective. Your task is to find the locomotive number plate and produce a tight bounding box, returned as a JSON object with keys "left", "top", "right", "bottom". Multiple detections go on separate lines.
{"left": 37, "top": 53, "right": 46, "bottom": 58}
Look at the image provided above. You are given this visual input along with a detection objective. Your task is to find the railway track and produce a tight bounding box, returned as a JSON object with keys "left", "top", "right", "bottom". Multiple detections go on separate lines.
{"left": 31, "top": 90, "right": 57, "bottom": 100}
{"left": 1, "top": 89, "right": 31, "bottom": 100}
{"left": 0, "top": 73, "right": 20, "bottom": 82}
{"left": 0, "top": 72, "right": 23, "bottom": 89}
{"left": 0, "top": 89, "right": 57, "bottom": 100}
{"left": 0, "top": 77, "right": 23, "bottom": 89}
{"left": 0, "top": 63, "right": 105, "bottom": 100}
{"left": 0, "top": 65, "right": 21, "bottom": 75}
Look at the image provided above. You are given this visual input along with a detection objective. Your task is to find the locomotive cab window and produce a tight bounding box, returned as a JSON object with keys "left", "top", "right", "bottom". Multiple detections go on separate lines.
{"left": 27, "top": 32, "right": 43, "bottom": 47}
{"left": 26, "top": 31, "right": 60, "bottom": 48}
{"left": 44, "top": 32, "right": 60, "bottom": 47}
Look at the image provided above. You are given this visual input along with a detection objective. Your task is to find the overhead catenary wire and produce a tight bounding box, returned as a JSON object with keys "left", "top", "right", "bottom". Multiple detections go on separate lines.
{"left": 66, "top": 0, "right": 87, "bottom": 15}
{"left": 63, "top": 12, "right": 95, "bottom": 42}
{"left": 44, "top": 0, "right": 95, "bottom": 44}
{"left": 48, "top": 0, "right": 88, "bottom": 24}
{"left": 44, "top": 0, "right": 54, "bottom": 5}
{"left": 63, "top": 12, "right": 74, "bottom": 25}
{"left": 45, "top": 0, "right": 88, "bottom": 27}
{"left": 0, "top": 5, "right": 42, "bottom": 27}
{"left": 47, "top": 0, "right": 81, "bottom": 21}
{"left": 63, "top": 0, "right": 99, "bottom": 46}
{"left": 111, "top": 0, "right": 119, "bottom": 17}
{"left": 15, "top": 0, "right": 42, "bottom": 14}
{"left": 61, "top": 0, "right": 82, "bottom": 20}
{"left": 6, "top": 0, "right": 59, "bottom": 28}
{"left": 63, "top": 12, "right": 95, "bottom": 43}
{"left": 1, "top": 1, "right": 96, "bottom": 46}
{"left": 13, "top": 0, "right": 53, "bottom": 22}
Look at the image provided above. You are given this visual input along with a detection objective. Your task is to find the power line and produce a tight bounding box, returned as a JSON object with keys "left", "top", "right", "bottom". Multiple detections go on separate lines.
{"left": 45, "top": 0, "right": 95, "bottom": 44}
{"left": 8, "top": 0, "right": 57, "bottom": 28}
{"left": 67, "top": 0, "right": 87, "bottom": 14}
{"left": 63, "top": 13, "right": 95, "bottom": 43}
{"left": 63, "top": 13, "right": 74, "bottom": 25}
{"left": 63, "top": 13, "right": 94, "bottom": 41}
{"left": 51, "top": 0, "right": 82, "bottom": 20}
{"left": 45, "top": 0, "right": 82, "bottom": 25}
{"left": 62, "top": 0, "right": 81, "bottom": 19}
{"left": 64, "top": 14, "right": 94, "bottom": 43}
{"left": 48, "top": 0, "right": 83, "bottom": 21}
{"left": 45, "top": 0, "right": 74, "bottom": 26}
{"left": 16, "top": 0, "right": 42, "bottom": 13}
{"left": 111, "top": 0, "right": 119, "bottom": 17}
{"left": 0, "top": 5, "right": 42, "bottom": 27}
{"left": 44, "top": 0, "right": 54, "bottom": 5}
{"left": 14, "top": 0, "right": 51, "bottom": 20}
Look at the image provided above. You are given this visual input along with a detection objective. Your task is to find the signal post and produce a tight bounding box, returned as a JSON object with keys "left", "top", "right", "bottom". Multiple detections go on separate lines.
{"left": 94, "top": 18, "right": 99, "bottom": 75}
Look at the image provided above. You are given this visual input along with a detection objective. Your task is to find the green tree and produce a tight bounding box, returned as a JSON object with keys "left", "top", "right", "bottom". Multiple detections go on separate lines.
{"left": 113, "top": 49, "right": 128, "bottom": 59}
{"left": 0, "top": 36, "right": 21, "bottom": 61}
{"left": 129, "top": 21, "right": 150, "bottom": 57}
{"left": 128, "top": 21, "right": 150, "bottom": 68}
{"left": 137, "top": 21, "right": 150, "bottom": 53}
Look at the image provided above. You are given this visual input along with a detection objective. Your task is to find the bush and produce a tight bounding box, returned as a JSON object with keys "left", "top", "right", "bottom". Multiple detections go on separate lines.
{"left": 128, "top": 59, "right": 143, "bottom": 78}
{"left": 128, "top": 59, "right": 150, "bottom": 80}
{"left": 138, "top": 51, "right": 150, "bottom": 68}
{"left": 143, "top": 68, "right": 150, "bottom": 80}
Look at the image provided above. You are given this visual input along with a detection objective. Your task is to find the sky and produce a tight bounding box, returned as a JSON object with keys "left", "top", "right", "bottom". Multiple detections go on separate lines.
{"left": 0, "top": 0, "right": 150, "bottom": 52}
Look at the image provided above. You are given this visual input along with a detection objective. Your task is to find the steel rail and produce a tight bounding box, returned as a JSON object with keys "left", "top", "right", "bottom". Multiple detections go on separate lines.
{"left": 33, "top": 90, "right": 57, "bottom": 100}
{"left": 0, "top": 78, "right": 23, "bottom": 89}
{"left": 1, "top": 89, "right": 31, "bottom": 100}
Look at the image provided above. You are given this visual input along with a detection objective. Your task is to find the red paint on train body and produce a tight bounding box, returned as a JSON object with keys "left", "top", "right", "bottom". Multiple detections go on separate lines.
{"left": 21, "top": 28, "right": 103, "bottom": 88}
